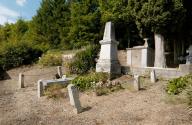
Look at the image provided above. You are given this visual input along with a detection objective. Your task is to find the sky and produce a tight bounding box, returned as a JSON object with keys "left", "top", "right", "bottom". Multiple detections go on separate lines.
{"left": 0, "top": 0, "right": 41, "bottom": 25}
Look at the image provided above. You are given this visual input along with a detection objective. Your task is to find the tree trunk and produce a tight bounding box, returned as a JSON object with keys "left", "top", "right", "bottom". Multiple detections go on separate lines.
{"left": 174, "top": 40, "right": 178, "bottom": 64}
{"left": 154, "top": 33, "right": 166, "bottom": 68}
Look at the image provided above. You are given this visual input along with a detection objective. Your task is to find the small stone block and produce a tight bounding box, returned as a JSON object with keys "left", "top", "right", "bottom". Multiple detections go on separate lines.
{"left": 134, "top": 75, "right": 140, "bottom": 91}
{"left": 37, "top": 80, "right": 43, "bottom": 98}
{"left": 150, "top": 70, "right": 157, "bottom": 83}
{"left": 18, "top": 73, "right": 24, "bottom": 88}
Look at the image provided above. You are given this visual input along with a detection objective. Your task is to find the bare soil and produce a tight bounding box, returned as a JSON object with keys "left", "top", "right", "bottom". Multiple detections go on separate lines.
{"left": 0, "top": 66, "right": 192, "bottom": 125}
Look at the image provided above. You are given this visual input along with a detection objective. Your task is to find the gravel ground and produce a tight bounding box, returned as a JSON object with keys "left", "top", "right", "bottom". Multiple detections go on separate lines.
{"left": 0, "top": 66, "right": 192, "bottom": 125}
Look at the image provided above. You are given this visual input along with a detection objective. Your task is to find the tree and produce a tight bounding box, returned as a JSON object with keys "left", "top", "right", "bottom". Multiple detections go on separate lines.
{"left": 99, "top": 0, "right": 141, "bottom": 49}
{"left": 68, "top": 0, "right": 101, "bottom": 49}
{"left": 128, "top": 0, "right": 186, "bottom": 67}
{"left": 31, "top": 0, "right": 71, "bottom": 49}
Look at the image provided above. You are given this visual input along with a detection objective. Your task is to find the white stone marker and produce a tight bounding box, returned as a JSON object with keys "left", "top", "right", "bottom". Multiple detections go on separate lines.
{"left": 37, "top": 80, "right": 43, "bottom": 98}
{"left": 57, "top": 66, "right": 63, "bottom": 78}
{"left": 150, "top": 70, "right": 157, "bottom": 83}
{"left": 134, "top": 75, "right": 140, "bottom": 91}
{"left": 67, "top": 84, "right": 83, "bottom": 114}
{"left": 18, "top": 73, "right": 24, "bottom": 88}
{"left": 96, "top": 21, "right": 121, "bottom": 75}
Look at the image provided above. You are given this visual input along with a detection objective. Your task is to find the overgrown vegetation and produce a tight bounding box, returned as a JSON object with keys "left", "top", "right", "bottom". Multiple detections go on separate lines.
{"left": 44, "top": 83, "right": 67, "bottom": 99}
{"left": 0, "top": 41, "right": 42, "bottom": 70}
{"left": 38, "top": 51, "right": 62, "bottom": 66}
{"left": 66, "top": 45, "right": 99, "bottom": 74}
{"left": 71, "top": 72, "right": 109, "bottom": 91}
{"left": 166, "top": 74, "right": 192, "bottom": 106}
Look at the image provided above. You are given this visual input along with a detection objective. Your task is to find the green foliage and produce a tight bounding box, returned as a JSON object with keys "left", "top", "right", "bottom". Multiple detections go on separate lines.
{"left": 128, "top": 0, "right": 186, "bottom": 36}
{"left": 67, "top": 45, "right": 99, "bottom": 74}
{"left": 44, "top": 83, "right": 67, "bottom": 99}
{"left": 186, "top": 86, "right": 192, "bottom": 106}
{"left": 68, "top": 0, "right": 101, "bottom": 49}
{"left": 166, "top": 75, "right": 192, "bottom": 95}
{"left": 71, "top": 72, "right": 109, "bottom": 91}
{"left": 38, "top": 51, "right": 62, "bottom": 66}
{"left": 0, "top": 41, "right": 42, "bottom": 70}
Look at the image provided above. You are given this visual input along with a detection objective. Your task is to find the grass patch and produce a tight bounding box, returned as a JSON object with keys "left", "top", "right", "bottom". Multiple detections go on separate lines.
{"left": 44, "top": 83, "right": 67, "bottom": 99}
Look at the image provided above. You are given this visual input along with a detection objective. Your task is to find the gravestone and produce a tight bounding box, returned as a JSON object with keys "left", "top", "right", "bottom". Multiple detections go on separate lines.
{"left": 57, "top": 66, "right": 63, "bottom": 78}
{"left": 18, "top": 73, "right": 24, "bottom": 88}
{"left": 96, "top": 21, "right": 121, "bottom": 76}
{"left": 134, "top": 75, "right": 140, "bottom": 91}
{"left": 67, "top": 84, "right": 83, "bottom": 114}
{"left": 37, "top": 80, "right": 43, "bottom": 98}
{"left": 150, "top": 70, "right": 157, "bottom": 83}
{"left": 186, "top": 45, "right": 192, "bottom": 64}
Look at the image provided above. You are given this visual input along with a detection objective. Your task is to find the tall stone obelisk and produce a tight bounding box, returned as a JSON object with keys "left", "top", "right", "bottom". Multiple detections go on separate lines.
{"left": 96, "top": 22, "right": 121, "bottom": 75}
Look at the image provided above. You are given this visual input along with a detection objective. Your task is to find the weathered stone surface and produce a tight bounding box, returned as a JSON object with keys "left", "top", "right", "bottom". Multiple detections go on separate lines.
{"left": 37, "top": 80, "right": 43, "bottom": 98}
{"left": 186, "top": 45, "right": 192, "bottom": 64}
{"left": 154, "top": 33, "right": 166, "bottom": 68}
{"left": 150, "top": 70, "right": 156, "bottom": 83}
{"left": 179, "top": 64, "right": 192, "bottom": 73}
{"left": 67, "top": 84, "right": 83, "bottom": 114}
{"left": 96, "top": 21, "right": 121, "bottom": 75}
{"left": 18, "top": 73, "right": 24, "bottom": 88}
{"left": 57, "top": 66, "right": 63, "bottom": 78}
{"left": 134, "top": 75, "right": 140, "bottom": 91}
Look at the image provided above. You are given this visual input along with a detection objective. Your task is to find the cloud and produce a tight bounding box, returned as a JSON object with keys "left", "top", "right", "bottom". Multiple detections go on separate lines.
{"left": 16, "top": 0, "right": 27, "bottom": 6}
{"left": 0, "top": 4, "right": 19, "bottom": 25}
{"left": 0, "top": 15, "right": 16, "bottom": 25}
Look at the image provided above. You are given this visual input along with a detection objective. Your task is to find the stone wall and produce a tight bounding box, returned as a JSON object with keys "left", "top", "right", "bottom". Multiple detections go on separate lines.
{"left": 121, "top": 66, "right": 188, "bottom": 79}
{"left": 126, "top": 47, "right": 154, "bottom": 68}
{"left": 118, "top": 50, "right": 127, "bottom": 66}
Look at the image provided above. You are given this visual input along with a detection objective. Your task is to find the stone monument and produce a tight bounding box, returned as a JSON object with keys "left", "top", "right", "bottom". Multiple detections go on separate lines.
{"left": 96, "top": 21, "right": 121, "bottom": 76}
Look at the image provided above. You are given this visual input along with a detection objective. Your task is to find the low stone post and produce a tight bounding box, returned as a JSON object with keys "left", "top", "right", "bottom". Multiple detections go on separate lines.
{"left": 134, "top": 75, "right": 140, "bottom": 91}
{"left": 18, "top": 73, "right": 24, "bottom": 88}
{"left": 150, "top": 70, "right": 157, "bottom": 83}
{"left": 67, "top": 84, "right": 83, "bottom": 114}
{"left": 37, "top": 80, "right": 43, "bottom": 98}
{"left": 57, "top": 66, "right": 63, "bottom": 78}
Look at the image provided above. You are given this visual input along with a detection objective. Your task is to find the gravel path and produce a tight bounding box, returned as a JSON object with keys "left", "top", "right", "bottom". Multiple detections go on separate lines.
{"left": 0, "top": 66, "right": 192, "bottom": 125}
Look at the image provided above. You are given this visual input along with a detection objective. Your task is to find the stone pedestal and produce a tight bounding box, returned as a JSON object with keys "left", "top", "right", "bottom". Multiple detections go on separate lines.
{"left": 96, "top": 22, "right": 121, "bottom": 75}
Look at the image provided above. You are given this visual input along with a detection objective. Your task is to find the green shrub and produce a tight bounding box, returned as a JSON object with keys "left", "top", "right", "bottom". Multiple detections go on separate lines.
{"left": 71, "top": 72, "right": 109, "bottom": 91}
{"left": 67, "top": 45, "right": 99, "bottom": 74}
{"left": 0, "top": 41, "right": 42, "bottom": 70}
{"left": 186, "top": 86, "right": 192, "bottom": 106}
{"left": 166, "top": 75, "right": 192, "bottom": 95}
{"left": 38, "top": 51, "right": 62, "bottom": 66}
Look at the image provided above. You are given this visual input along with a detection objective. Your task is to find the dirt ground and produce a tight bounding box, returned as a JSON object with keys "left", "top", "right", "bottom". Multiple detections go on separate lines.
{"left": 0, "top": 66, "right": 192, "bottom": 125}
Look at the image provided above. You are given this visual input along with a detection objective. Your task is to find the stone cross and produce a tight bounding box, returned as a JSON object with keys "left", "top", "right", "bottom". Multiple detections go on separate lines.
{"left": 133, "top": 75, "right": 140, "bottom": 91}
{"left": 37, "top": 80, "right": 43, "bottom": 98}
{"left": 150, "top": 70, "right": 157, "bottom": 83}
{"left": 67, "top": 84, "right": 83, "bottom": 114}
{"left": 186, "top": 45, "right": 192, "bottom": 64}
{"left": 96, "top": 21, "right": 121, "bottom": 75}
{"left": 18, "top": 73, "right": 24, "bottom": 88}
